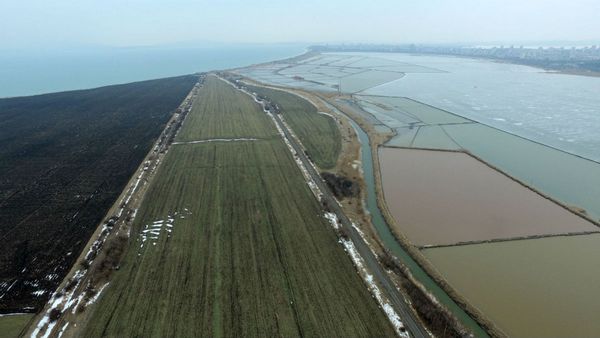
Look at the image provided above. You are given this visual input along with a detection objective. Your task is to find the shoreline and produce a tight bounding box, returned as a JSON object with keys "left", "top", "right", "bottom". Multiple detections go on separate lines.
{"left": 1, "top": 46, "right": 309, "bottom": 100}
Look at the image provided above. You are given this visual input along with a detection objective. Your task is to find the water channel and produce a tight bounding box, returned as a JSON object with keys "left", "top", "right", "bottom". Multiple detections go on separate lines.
{"left": 347, "top": 117, "right": 488, "bottom": 337}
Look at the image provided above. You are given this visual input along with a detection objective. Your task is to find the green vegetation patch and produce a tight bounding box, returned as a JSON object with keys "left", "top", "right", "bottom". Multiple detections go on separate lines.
{"left": 83, "top": 77, "right": 393, "bottom": 337}
{"left": 177, "top": 77, "right": 278, "bottom": 141}
{"left": 247, "top": 85, "right": 341, "bottom": 169}
{"left": 0, "top": 314, "right": 34, "bottom": 338}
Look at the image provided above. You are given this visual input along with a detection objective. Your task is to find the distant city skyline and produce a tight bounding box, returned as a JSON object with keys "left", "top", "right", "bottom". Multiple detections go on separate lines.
{"left": 2, "top": 0, "right": 600, "bottom": 50}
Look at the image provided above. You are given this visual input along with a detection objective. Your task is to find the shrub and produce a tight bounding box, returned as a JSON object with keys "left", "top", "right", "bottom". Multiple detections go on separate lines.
{"left": 337, "top": 227, "right": 350, "bottom": 240}
{"left": 49, "top": 308, "right": 62, "bottom": 322}
{"left": 321, "top": 172, "right": 360, "bottom": 199}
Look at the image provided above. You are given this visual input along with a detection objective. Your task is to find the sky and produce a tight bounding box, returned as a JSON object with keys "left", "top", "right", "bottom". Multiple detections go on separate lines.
{"left": 1, "top": 0, "right": 600, "bottom": 49}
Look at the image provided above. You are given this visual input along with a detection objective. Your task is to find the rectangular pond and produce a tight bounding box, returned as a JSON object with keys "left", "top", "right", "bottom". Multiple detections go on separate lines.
{"left": 378, "top": 147, "right": 597, "bottom": 246}
{"left": 423, "top": 234, "right": 600, "bottom": 337}
{"left": 355, "top": 94, "right": 600, "bottom": 221}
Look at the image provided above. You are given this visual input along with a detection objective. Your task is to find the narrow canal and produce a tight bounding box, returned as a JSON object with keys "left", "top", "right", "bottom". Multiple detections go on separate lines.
{"left": 347, "top": 117, "right": 488, "bottom": 337}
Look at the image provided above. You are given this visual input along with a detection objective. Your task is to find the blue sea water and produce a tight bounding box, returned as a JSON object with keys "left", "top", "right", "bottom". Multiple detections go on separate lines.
{"left": 0, "top": 44, "right": 305, "bottom": 98}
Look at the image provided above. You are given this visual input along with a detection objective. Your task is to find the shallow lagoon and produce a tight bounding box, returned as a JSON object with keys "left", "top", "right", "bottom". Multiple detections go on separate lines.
{"left": 354, "top": 94, "right": 600, "bottom": 220}
{"left": 356, "top": 52, "right": 600, "bottom": 162}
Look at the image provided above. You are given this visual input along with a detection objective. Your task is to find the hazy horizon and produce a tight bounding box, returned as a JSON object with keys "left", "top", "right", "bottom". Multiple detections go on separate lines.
{"left": 2, "top": 0, "right": 600, "bottom": 50}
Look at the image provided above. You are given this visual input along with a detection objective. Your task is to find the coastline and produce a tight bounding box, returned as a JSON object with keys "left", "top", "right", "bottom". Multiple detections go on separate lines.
{"left": 542, "top": 68, "right": 600, "bottom": 78}
{"left": 0, "top": 44, "right": 308, "bottom": 99}
{"left": 488, "top": 58, "right": 600, "bottom": 78}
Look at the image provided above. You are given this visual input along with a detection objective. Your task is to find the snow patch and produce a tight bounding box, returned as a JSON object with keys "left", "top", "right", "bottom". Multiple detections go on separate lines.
{"left": 0, "top": 312, "right": 30, "bottom": 317}
{"left": 340, "top": 239, "right": 408, "bottom": 338}
{"left": 317, "top": 111, "right": 335, "bottom": 119}
{"left": 71, "top": 293, "right": 85, "bottom": 314}
{"left": 31, "top": 292, "right": 65, "bottom": 338}
{"left": 32, "top": 290, "right": 46, "bottom": 297}
{"left": 57, "top": 323, "right": 69, "bottom": 338}
{"left": 86, "top": 283, "right": 109, "bottom": 306}
{"left": 323, "top": 212, "right": 340, "bottom": 230}
{"left": 172, "top": 138, "right": 257, "bottom": 145}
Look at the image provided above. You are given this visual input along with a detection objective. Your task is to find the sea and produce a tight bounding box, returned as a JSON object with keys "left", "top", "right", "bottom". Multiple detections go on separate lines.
{"left": 0, "top": 44, "right": 306, "bottom": 98}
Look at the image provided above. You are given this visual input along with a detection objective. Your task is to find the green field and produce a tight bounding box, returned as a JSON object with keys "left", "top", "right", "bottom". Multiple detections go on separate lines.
{"left": 247, "top": 85, "right": 341, "bottom": 169}
{"left": 0, "top": 314, "right": 34, "bottom": 338}
{"left": 82, "top": 76, "right": 393, "bottom": 337}
{"left": 177, "top": 78, "right": 278, "bottom": 141}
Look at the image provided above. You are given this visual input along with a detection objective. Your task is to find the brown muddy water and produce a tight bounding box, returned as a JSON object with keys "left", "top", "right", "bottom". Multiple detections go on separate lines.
{"left": 378, "top": 147, "right": 597, "bottom": 246}
{"left": 423, "top": 234, "right": 600, "bottom": 337}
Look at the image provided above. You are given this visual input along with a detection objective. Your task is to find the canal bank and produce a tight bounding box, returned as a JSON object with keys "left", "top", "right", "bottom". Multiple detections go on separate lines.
{"left": 332, "top": 94, "right": 600, "bottom": 338}
{"left": 233, "top": 72, "right": 498, "bottom": 336}
{"left": 328, "top": 98, "right": 498, "bottom": 337}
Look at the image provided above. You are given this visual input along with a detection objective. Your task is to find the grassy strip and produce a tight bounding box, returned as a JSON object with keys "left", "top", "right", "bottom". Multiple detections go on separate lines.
{"left": 177, "top": 77, "right": 278, "bottom": 141}
{"left": 81, "top": 76, "right": 394, "bottom": 337}
{"left": 0, "top": 314, "right": 34, "bottom": 338}
{"left": 246, "top": 85, "right": 341, "bottom": 169}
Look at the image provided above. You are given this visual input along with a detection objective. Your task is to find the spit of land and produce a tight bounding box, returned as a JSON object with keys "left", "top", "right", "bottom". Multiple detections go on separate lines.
{"left": 79, "top": 76, "right": 395, "bottom": 337}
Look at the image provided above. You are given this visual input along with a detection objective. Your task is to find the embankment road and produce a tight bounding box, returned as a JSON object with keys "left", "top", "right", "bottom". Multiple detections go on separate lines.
{"left": 259, "top": 88, "right": 430, "bottom": 338}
